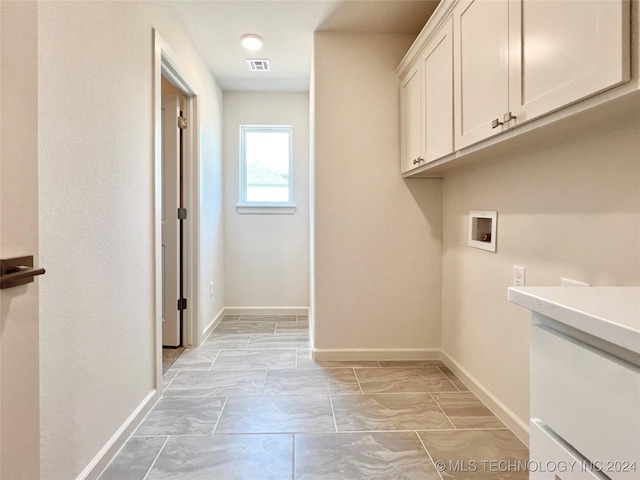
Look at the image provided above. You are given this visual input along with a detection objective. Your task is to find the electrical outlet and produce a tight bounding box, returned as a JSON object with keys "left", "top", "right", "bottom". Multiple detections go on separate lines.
{"left": 513, "top": 265, "right": 526, "bottom": 287}
{"left": 209, "top": 282, "right": 214, "bottom": 297}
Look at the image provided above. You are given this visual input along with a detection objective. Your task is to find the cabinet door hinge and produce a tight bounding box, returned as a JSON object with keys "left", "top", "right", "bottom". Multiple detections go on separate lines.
{"left": 177, "top": 116, "right": 187, "bottom": 130}
{"left": 177, "top": 208, "right": 187, "bottom": 220}
{"left": 177, "top": 298, "right": 187, "bottom": 311}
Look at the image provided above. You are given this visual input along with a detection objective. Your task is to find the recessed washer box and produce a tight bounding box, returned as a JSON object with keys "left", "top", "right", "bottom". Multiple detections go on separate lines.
{"left": 469, "top": 211, "right": 497, "bottom": 252}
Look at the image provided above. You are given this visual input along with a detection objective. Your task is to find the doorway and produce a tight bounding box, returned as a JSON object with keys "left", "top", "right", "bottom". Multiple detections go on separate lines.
{"left": 161, "top": 76, "right": 186, "bottom": 350}
{"left": 153, "top": 29, "right": 201, "bottom": 386}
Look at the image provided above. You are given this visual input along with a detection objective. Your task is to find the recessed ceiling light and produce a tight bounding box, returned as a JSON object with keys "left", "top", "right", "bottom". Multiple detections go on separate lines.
{"left": 240, "top": 34, "right": 264, "bottom": 50}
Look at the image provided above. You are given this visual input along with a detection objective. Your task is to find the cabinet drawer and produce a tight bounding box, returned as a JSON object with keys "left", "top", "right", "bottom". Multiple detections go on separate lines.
{"left": 531, "top": 325, "right": 640, "bottom": 480}
{"left": 530, "top": 420, "right": 607, "bottom": 480}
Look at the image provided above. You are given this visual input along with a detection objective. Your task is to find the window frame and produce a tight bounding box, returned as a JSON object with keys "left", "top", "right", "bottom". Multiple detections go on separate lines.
{"left": 238, "top": 125, "right": 295, "bottom": 213}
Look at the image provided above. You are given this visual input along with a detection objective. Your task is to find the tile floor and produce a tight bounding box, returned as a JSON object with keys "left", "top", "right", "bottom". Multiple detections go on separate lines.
{"left": 99, "top": 315, "right": 528, "bottom": 480}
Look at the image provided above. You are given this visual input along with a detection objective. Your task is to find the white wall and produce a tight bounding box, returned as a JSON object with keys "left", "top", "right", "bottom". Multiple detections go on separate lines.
{"left": 223, "top": 92, "right": 310, "bottom": 308}
{"left": 37, "top": 2, "right": 223, "bottom": 478}
{"left": 0, "top": 3, "right": 40, "bottom": 478}
{"left": 312, "top": 33, "right": 443, "bottom": 357}
{"left": 197, "top": 64, "right": 225, "bottom": 334}
{"left": 441, "top": 114, "right": 640, "bottom": 424}
{"left": 309, "top": 56, "right": 317, "bottom": 345}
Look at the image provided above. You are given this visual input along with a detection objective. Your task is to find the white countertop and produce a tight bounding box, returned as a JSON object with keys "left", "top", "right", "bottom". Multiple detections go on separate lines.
{"left": 508, "top": 287, "right": 640, "bottom": 355}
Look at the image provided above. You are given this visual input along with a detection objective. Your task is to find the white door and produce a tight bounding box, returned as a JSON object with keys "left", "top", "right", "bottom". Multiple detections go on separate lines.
{"left": 508, "top": 0, "right": 631, "bottom": 125}
{"left": 454, "top": 0, "right": 509, "bottom": 149}
{"left": 400, "top": 63, "right": 423, "bottom": 173}
{"left": 0, "top": 2, "right": 41, "bottom": 478}
{"left": 161, "top": 95, "right": 181, "bottom": 347}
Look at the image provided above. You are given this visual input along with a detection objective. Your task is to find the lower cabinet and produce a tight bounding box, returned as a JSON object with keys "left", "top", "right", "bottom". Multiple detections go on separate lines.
{"left": 530, "top": 322, "right": 640, "bottom": 480}
{"left": 529, "top": 421, "right": 606, "bottom": 480}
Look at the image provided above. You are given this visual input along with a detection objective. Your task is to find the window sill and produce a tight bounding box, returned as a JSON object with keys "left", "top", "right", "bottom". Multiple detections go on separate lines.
{"left": 236, "top": 204, "right": 297, "bottom": 215}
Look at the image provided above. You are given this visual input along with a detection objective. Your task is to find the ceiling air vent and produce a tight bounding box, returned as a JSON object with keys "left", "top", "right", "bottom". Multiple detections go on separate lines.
{"left": 247, "top": 59, "right": 271, "bottom": 72}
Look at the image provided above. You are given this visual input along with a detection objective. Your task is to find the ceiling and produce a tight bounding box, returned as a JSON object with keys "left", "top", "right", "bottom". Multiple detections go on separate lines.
{"left": 165, "top": 0, "right": 440, "bottom": 92}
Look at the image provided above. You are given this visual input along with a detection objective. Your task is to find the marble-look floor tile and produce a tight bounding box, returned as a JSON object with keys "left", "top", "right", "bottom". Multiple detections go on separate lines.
{"left": 439, "top": 366, "right": 470, "bottom": 391}
{"left": 212, "top": 349, "right": 295, "bottom": 370}
{"left": 379, "top": 360, "right": 445, "bottom": 368}
{"left": 296, "top": 350, "right": 380, "bottom": 369}
{"left": 238, "top": 314, "right": 297, "bottom": 322}
{"left": 274, "top": 323, "right": 309, "bottom": 334}
{"left": 204, "top": 333, "right": 251, "bottom": 349}
{"left": 431, "top": 392, "right": 504, "bottom": 428}
{"left": 418, "top": 429, "right": 528, "bottom": 480}
{"left": 164, "top": 370, "right": 265, "bottom": 396}
{"left": 146, "top": 434, "right": 292, "bottom": 480}
{"left": 162, "top": 370, "right": 178, "bottom": 392}
{"left": 295, "top": 432, "right": 440, "bottom": 479}
{"left": 269, "top": 315, "right": 305, "bottom": 324}
{"left": 355, "top": 367, "right": 458, "bottom": 394}
{"left": 99, "top": 436, "right": 167, "bottom": 480}
{"left": 247, "top": 333, "right": 309, "bottom": 349}
{"left": 169, "top": 347, "right": 220, "bottom": 370}
{"left": 106, "top": 320, "right": 528, "bottom": 480}
{"left": 263, "top": 368, "right": 361, "bottom": 395}
{"left": 212, "top": 321, "right": 276, "bottom": 335}
{"left": 215, "top": 395, "right": 335, "bottom": 433}
{"left": 135, "top": 396, "right": 225, "bottom": 435}
{"left": 219, "top": 315, "right": 241, "bottom": 323}
{"left": 332, "top": 393, "right": 454, "bottom": 431}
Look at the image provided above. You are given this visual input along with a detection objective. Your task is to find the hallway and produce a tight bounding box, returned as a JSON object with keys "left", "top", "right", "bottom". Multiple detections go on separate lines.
{"left": 99, "top": 314, "right": 527, "bottom": 479}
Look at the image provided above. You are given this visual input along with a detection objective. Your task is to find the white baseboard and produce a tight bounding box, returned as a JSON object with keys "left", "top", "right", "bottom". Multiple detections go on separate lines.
{"left": 202, "top": 307, "right": 310, "bottom": 343}
{"left": 310, "top": 346, "right": 529, "bottom": 445}
{"left": 312, "top": 348, "right": 441, "bottom": 361}
{"left": 202, "top": 307, "right": 226, "bottom": 342}
{"left": 223, "top": 306, "right": 309, "bottom": 316}
{"left": 78, "top": 389, "right": 162, "bottom": 480}
{"left": 440, "top": 350, "right": 530, "bottom": 446}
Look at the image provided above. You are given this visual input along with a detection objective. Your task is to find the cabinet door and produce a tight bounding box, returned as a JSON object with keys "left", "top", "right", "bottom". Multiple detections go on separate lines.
{"left": 400, "top": 63, "right": 423, "bottom": 173}
{"left": 454, "top": 0, "right": 509, "bottom": 150}
{"left": 423, "top": 18, "right": 454, "bottom": 163}
{"left": 532, "top": 325, "right": 640, "bottom": 480}
{"left": 530, "top": 421, "right": 606, "bottom": 480}
{"left": 509, "top": 0, "right": 631, "bottom": 124}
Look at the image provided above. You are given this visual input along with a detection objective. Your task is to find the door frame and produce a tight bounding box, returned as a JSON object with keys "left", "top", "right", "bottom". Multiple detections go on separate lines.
{"left": 153, "top": 29, "right": 200, "bottom": 387}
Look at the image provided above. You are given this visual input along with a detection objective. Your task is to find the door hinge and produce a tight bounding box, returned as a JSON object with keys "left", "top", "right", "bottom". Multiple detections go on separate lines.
{"left": 177, "top": 115, "right": 187, "bottom": 130}
{"left": 177, "top": 208, "right": 187, "bottom": 220}
{"left": 178, "top": 298, "right": 187, "bottom": 311}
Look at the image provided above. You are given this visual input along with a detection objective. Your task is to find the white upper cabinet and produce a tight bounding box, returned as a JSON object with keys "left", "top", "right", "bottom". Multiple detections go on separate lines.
{"left": 423, "top": 18, "right": 454, "bottom": 163}
{"left": 400, "top": 16, "right": 455, "bottom": 174}
{"left": 453, "top": 0, "right": 631, "bottom": 149}
{"left": 400, "top": 63, "right": 423, "bottom": 173}
{"left": 453, "top": 0, "right": 510, "bottom": 150}
{"left": 398, "top": 0, "right": 634, "bottom": 176}
{"left": 508, "top": 0, "right": 631, "bottom": 125}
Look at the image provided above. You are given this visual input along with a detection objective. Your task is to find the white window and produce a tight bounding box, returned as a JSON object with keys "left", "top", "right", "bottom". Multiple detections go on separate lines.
{"left": 239, "top": 125, "right": 294, "bottom": 211}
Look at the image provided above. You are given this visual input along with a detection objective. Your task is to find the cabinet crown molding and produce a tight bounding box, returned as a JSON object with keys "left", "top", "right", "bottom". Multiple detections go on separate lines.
{"left": 396, "top": 0, "right": 458, "bottom": 78}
